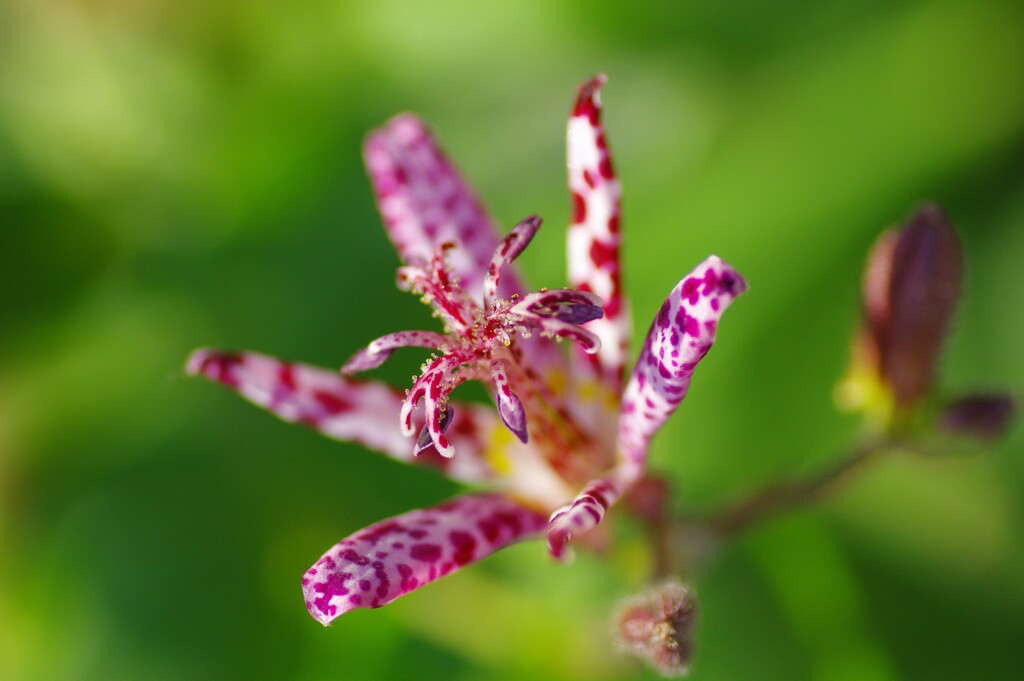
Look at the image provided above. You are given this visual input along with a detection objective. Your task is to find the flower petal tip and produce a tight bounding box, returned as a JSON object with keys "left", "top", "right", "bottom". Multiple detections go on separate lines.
{"left": 185, "top": 348, "right": 243, "bottom": 385}
{"left": 573, "top": 75, "right": 609, "bottom": 119}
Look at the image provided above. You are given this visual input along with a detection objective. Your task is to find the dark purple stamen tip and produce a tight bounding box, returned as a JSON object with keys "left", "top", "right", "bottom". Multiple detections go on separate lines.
{"left": 497, "top": 392, "right": 528, "bottom": 444}
{"left": 414, "top": 406, "right": 455, "bottom": 455}
{"left": 538, "top": 302, "right": 604, "bottom": 325}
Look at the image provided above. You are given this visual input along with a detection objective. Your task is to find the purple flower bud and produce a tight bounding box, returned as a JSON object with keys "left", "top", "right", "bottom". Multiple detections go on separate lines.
{"left": 940, "top": 393, "right": 1016, "bottom": 441}
{"left": 616, "top": 580, "right": 697, "bottom": 677}
{"left": 862, "top": 203, "right": 963, "bottom": 405}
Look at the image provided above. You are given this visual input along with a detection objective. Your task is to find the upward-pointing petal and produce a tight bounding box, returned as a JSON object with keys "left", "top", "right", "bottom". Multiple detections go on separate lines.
{"left": 303, "top": 493, "right": 547, "bottom": 625}
{"left": 616, "top": 256, "right": 746, "bottom": 480}
{"left": 567, "top": 75, "right": 629, "bottom": 393}
{"left": 364, "top": 114, "right": 524, "bottom": 303}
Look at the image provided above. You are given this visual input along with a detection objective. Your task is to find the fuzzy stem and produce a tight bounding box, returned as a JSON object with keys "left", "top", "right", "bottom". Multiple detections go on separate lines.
{"left": 691, "top": 437, "right": 887, "bottom": 539}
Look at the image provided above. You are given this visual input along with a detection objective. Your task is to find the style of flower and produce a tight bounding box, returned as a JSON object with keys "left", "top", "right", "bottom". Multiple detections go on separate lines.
{"left": 187, "top": 75, "right": 746, "bottom": 626}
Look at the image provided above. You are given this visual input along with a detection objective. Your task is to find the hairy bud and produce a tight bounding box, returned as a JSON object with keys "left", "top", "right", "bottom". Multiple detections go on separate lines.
{"left": 616, "top": 580, "right": 697, "bottom": 677}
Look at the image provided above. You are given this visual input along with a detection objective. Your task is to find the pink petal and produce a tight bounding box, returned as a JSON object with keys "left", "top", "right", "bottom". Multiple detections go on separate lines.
{"left": 546, "top": 477, "right": 621, "bottom": 560}
{"left": 616, "top": 256, "right": 746, "bottom": 479}
{"left": 364, "top": 114, "right": 524, "bottom": 303}
{"left": 187, "top": 349, "right": 497, "bottom": 483}
{"left": 303, "top": 493, "right": 547, "bottom": 625}
{"left": 341, "top": 330, "right": 449, "bottom": 375}
{"left": 567, "top": 75, "right": 629, "bottom": 392}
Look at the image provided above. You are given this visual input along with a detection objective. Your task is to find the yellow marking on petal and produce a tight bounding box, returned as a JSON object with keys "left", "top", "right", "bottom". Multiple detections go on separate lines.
{"left": 483, "top": 423, "right": 515, "bottom": 476}
{"left": 546, "top": 369, "right": 567, "bottom": 397}
{"left": 575, "top": 378, "right": 619, "bottom": 412}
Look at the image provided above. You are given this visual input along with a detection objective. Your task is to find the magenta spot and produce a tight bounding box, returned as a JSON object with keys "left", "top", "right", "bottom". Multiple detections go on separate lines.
{"left": 410, "top": 543, "right": 442, "bottom": 562}
{"left": 391, "top": 542, "right": 405, "bottom": 549}
{"left": 449, "top": 530, "right": 477, "bottom": 566}
{"left": 341, "top": 549, "right": 369, "bottom": 566}
{"left": 477, "top": 519, "right": 500, "bottom": 543}
{"left": 681, "top": 277, "right": 701, "bottom": 304}
{"left": 494, "top": 511, "right": 522, "bottom": 534}
{"left": 572, "top": 192, "right": 587, "bottom": 223}
{"left": 583, "top": 169, "right": 597, "bottom": 188}
{"left": 278, "top": 363, "right": 297, "bottom": 391}
{"left": 313, "top": 390, "right": 353, "bottom": 414}
{"left": 348, "top": 594, "right": 363, "bottom": 606}
{"left": 598, "top": 156, "right": 614, "bottom": 179}
{"left": 408, "top": 529, "right": 428, "bottom": 540}
{"left": 589, "top": 239, "right": 616, "bottom": 269}
{"left": 359, "top": 580, "right": 371, "bottom": 592}
{"left": 710, "top": 297, "right": 720, "bottom": 312}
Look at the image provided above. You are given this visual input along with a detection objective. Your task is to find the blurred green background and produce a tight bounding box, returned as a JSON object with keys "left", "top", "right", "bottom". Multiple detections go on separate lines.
{"left": 2, "top": 1, "right": 1023, "bottom": 679}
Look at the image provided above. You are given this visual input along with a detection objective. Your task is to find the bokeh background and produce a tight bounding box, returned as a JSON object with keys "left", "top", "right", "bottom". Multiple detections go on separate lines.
{"left": 2, "top": 1, "right": 1024, "bottom": 679}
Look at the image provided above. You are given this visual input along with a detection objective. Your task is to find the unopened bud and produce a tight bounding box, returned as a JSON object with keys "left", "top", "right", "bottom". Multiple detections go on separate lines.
{"left": 616, "top": 580, "right": 697, "bottom": 677}
{"left": 861, "top": 203, "right": 963, "bottom": 406}
{"left": 940, "top": 393, "right": 1016, "bottom": 441}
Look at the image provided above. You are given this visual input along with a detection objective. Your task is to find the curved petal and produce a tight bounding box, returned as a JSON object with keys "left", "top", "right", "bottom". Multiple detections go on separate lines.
{"left": 364, "top": 114, "right": 524, "bottom": 303}
{"left": 616, "top": 256, "right": 746, "bottom": 480}
{"left": 567, "top": 75, "right": 629, "bottom": 392}
{"left": 303, "top": 493, "right": 547, "bottom": 625}
{"left": 546, "top": 477, "right": 622, "bottom": 560}
{"left": 483, "top": 215, "right": 541, "bottom": 309}
{"left": 186, "top": 349, "right": 497, "bottom": 483}
{"left": 341, "top": 330, "right": 448, "bottom": 375}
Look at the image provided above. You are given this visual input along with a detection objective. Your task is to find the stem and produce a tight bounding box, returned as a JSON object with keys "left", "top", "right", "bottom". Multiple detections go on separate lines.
{"left": 694, "top": 437, "right": 886, "bottom": 538}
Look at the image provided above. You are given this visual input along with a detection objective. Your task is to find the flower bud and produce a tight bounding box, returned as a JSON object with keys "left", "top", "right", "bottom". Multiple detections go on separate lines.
{"left": 940, "top": 393, "right": 1016, "bottom": 441}
{"left": 616, "top": 580, "right": 697, "bottom": 677}
{"left": 861, "top": 203, "right": 963, "bottom": 406}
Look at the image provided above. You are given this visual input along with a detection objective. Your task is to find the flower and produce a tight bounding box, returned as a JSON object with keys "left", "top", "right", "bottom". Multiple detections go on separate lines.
{"left": 187, "top": 75, "right": 746, "bottom": 626}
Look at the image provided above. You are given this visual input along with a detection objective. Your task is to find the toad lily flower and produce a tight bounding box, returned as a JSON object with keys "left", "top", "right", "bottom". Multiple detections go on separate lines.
{"left": 187, "top": 75, "right": 746, "bottom": 627}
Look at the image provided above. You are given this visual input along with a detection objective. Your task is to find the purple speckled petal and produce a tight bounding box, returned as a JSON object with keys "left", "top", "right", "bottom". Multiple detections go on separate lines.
{"left": 342, "top": 330, "right": 449, "bottom": 375}
{"left": 547, "top": 477, "right": 621, "bottom": 560}
{"left": 616, "top": 256, "right": 746, "bottom": 480}
{"left": 187, "top": 349, "right": 497, "bottom": 483}
{"left": 483, "top": 215, "right": 542, "bottom": 309}
{"left": 303, "top": 493, "right": 547, "bottom": 625}
{"left": 567, "top": 75, "right": 629, "bottom": 393}
{"left": 364, "top": 114, "right": 524, "bottom": 303}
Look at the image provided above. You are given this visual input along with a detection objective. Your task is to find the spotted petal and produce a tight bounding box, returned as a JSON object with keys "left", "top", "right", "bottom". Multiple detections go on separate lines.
{"left": 546, "top": 477, "right": 621, "bottom": 560}
{"left": 364, "top": 114, "right": 524, "bottom": 303}
{"left": 567, "top": 75, "right": 629, "bottom": 392}
{"left": 187, "top": 349, "right": 497, "bottom": 483}
{"left": 616, "top": 256, "right": 746, "bottom": 480}
{"left": 303, "top": 493, "right": 547, "bottom": 625}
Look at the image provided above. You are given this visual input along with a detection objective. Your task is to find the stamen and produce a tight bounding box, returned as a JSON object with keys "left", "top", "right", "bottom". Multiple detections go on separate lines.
{"left": 414, "top": 406, "right": 455, "bottom": 455}
{"left": 490, "top": 358, "right": 528, "bottom": 443}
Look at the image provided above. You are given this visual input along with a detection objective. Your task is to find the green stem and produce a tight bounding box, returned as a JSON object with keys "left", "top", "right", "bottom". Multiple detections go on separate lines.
{"left": 691, "top": 437, "right": 887, "bottom": 539}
